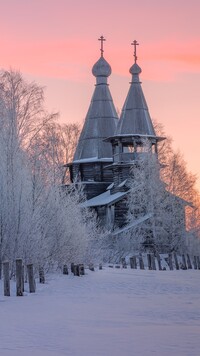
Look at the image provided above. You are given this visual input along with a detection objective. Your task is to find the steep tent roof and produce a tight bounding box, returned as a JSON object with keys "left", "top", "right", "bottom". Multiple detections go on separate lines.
{"left": 73, "top": 42, "right": 118, "bottom": 162}
{"left": 115, "top": 42, "right": 156, "bottom": 137}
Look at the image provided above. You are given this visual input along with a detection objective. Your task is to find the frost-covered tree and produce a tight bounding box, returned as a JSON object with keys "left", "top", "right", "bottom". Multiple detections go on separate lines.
{"left": 0, "top": 69, "right": 96, "bottom": 274}
{"left": 126, "top": 142, "right": 186, "bottom": 253}
{"left": 28, "top": 121, "right": 81, "bottom": 186}
{"left": 0, "top": 69, "right": 55, "bottom": 271}
{"left": 154, "top": 119, "right": 200, "bottom": 242}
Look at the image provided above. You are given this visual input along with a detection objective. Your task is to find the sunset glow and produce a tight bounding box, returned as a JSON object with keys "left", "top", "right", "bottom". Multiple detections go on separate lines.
{"left": 1, "top": 0, "right": 200, "bottom": 190}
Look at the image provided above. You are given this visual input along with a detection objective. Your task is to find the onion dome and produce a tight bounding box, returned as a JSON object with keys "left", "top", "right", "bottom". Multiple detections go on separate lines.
{"left": 129, "top": 62, "right": 142, "bottom": 76}
{"left": 92, "top": 56, "right": 112, "bottom": 77}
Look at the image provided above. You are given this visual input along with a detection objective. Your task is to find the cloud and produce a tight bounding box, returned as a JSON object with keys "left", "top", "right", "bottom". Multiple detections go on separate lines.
{"left": 0, "top": 37, "right": 200, "bottom": 83}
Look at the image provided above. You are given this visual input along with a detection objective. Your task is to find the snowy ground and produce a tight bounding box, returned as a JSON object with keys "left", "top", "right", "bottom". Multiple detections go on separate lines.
{"left": 0, "top": 267, "right": 200, "bottom": 356}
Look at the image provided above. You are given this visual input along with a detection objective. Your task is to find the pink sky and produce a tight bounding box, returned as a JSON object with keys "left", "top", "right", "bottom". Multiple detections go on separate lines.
{"left": 0, "top": 0, "right": 200, "bottom": 191}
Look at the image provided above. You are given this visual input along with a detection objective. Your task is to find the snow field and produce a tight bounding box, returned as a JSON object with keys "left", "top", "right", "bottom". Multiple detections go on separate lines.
{"left": 0, "top": 267, "right": 200, "bottom": 356}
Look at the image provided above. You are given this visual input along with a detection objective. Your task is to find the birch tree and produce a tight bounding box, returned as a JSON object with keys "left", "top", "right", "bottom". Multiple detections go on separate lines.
{"left": 0, "top": 69, "right": 95, "bottom": 273}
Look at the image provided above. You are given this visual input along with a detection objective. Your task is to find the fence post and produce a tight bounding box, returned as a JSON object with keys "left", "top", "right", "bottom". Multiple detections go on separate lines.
{"left": 121, "top": 258, "right": 127, "bottom": 269}
{"left": 151, "top": 254, "right": 156, "bottom": 270}
{"left": 193, "top": 256, "right": 197, "bottom": 270}
{"left": 139, "top": 254, "right": 144, "bottom": 270}
{"left": 156, "top": 253, "right": 162, "bottom": 270}
{"left": 168, "top": 253, "right": 173, "bottom": 270}
{"left": 0, "top": 261, "right": 2, "bottom": 280}
{"left": 186, "top": 254, "right": 192, "bottom": 269}
{"left": 3, "top": 261, "right": 10, "bottom": 296}
{"left": 173, "top": 253, "right": 179, "bottom": 270}
{"left": 16, "top": 259, "right": 23, "bottom": 296}
{"left": 71, "top": 263, "right": 75, "bottom": 274}
{"left": 130, "top": 256, "right": 137, "bottom": 269}
{"left": 73, "top": 264, "right": 80, "bottom": 276}
{"left": 27, "top": 264, "right": 36, "bottom": 293}
{"left": 197, "top": 256, "right": 200, "bottom": 270}
{"left": 181, "top": 255, "right": 187, "bottom": 270}
{"left": 22, "top": 265, "right": 25, "bottom": 292}
{"left": 79, "top": 264, "right": 85, "bottom": 276}
{"left": 147, "top": 254, "right": 152, "bottom": 270}
{"left": 63, "top": 265, "right": 68, "bottom": 275}
{"left": 39, "top": 267, "right": 45, "bottom": 284}
{"left": 89, "top": 263, "right": 95, "bottom": 271}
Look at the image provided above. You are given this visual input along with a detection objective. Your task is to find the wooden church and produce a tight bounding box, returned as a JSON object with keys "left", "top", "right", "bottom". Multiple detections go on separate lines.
{"left": 66, "top": 37, "right": 187, "bottom": 245}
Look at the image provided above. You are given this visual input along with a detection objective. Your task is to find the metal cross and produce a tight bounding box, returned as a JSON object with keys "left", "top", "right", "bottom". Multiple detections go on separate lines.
{"left": 131, "top": 40, "right": 139, "bottom": 63}
{"left": 98, "top": 35, "right": 106, "bottom": 57}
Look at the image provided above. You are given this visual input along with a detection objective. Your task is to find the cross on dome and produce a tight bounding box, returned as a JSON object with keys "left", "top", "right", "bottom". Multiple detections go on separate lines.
{"left": 98, "top": 36, "right": 106, "bottom": 57}
{"left": 131, "top": 40, "right": 139, "bottom": 63}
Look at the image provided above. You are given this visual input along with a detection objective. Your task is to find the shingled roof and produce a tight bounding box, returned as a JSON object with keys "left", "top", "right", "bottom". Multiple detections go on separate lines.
{"left": 116, "top": 59, "right": 156, "bottom": 137}
{"left": 73, "top": 55, "right": 118, "bottom": 162}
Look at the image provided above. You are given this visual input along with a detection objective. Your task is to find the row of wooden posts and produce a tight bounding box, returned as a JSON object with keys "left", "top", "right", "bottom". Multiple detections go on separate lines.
{"left": 2, "top": 260, "right": 91, "bottom": 297}
{"left": 2, "top": 259, "right": 45, "bottom": 297}
{"left": 2, "top": 254, "right": 200, "bottom": 297}
{"left": 123, "top": 253, "right": 200, "bottom": 271}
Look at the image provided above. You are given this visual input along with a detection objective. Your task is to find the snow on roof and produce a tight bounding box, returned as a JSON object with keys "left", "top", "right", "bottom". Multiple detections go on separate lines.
{"left": 73, "top": 157, "right": 113, "bottom": 164}
{"left": 81, "top": 190, "right": 128, "bottom": 208}
{"left": 112, "top": 213, "right": 152, "bottom": 236}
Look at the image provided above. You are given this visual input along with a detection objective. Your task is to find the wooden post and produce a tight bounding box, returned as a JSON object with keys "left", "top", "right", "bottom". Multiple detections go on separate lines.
{"left": 121, "top": 258, "right": 127, "bottom": 269}
{"left": 0, "top": 261, "right": 2, "bottom": 280}
{"left": 168, "top": 253, "right": 173, "bottom": 270}
{"left": 73, "top": 264, "right": 77, "bottom": 276}
{"left": 181, "top": 255, "right": 187, "bottom": 270}
{"left": 89, "top": 263, "right": 95, "bottom": 271}
{"left": 147, "top": 254, "right": 152, "bottom": 270}
{"left": 79, "top": 264, "right": 85, "bottom": 276}
{"left": 27, "top": 264, "right": 36, "bottom": 293}
{"left": 16, "top": 259, "right": 23, "bottom": 296}
{"left": 71, "top": 263, "right": 75, "bottom": 274}
{"left": 173, "top": 253, "right": 179, "bottom": 270}
{"left": 22, "top": 265, "right": 25, "bottom": 292}
{"left": 39, "top": 267, "right": 45, "bottom": 284}
{"left": 197, "top": 256, "right": 200, "bottom": 270}
{"left": 130, "top": 256, "right": 137, "bottom": 269}
{"left": 73, "top": 264, "right": 80, "bottom": 276}
{"left": 3, "top": 261, "right": 10, "bottom": 297}
{"left": 193, "top": 256, "right": 197, "bottom": 270}
{"left": 156, "top": 253, "right": 162, "bottom": 271}
{"left": 63, "top": 265, "right": 68, "bottom": 275}
{"left": 151, "top": 254, "right": 156, "bottom": 270}
{"left": 139, "top": 254, "right": 144, "bottom": 270}
{"left": 186, "top": 254, "right": 192, "bottom": 269}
